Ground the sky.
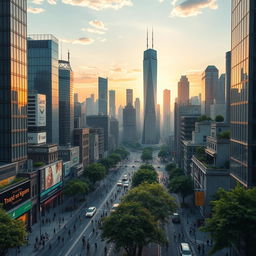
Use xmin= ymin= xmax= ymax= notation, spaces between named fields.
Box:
xmin=27 ymin=0 xmax=231 ymax=110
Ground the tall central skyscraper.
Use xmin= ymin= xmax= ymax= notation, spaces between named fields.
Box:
xmin=230 ymin=0 xmax=256 ymax=187
xmin=0 ymin=1 xmax=28 ymax=163
xmin=142 ymin=32 xmax=158 ymax=144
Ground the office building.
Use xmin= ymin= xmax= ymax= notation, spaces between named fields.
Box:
xmin=163 ymin=89 xmax=171 ymax=140
xmin=86 ymin=115 xmax=109 ymax=155
xmin=226 ymin=51 xmax=231 ymax=124
xmin=142 ymin=33 xmax=158 ymax=144
xmin=0 ymin=1 xmax=28 ymax=163
xmin=109 ymin=90 xmax=116 ymax=118
xmin=59 ymin=57 xmax=74 ymax=146
xmin=85 ymin=96 xmax=94 ymax=116
xmin=156 ymin=104 xmax=161 ymax=142
xmin=98 ymin=77 xmax=108 ymax=115
xmin=178 ymin=76 xmax=189 ymax=105
xmin=191 ymin=122 xmax=230 ymax=216
xmin=28 ymin=34 xmax=59 ymax=144
xmin=123 ymin=105 xmax=137 ymax=143
xmin=73 ymin=128 xmax=89 ymax=168
xmin=126 ymin=89 xmax=133 ymax=106
xmin=201 ymin=65 xmax=219 ymax=117
xmin=110 ymin=117 xmax=119 ymax=151
xmin=135 ymin=98 xmax=141 ymax=138
xmin=89 ymin=128 xmax=104 ymax=160
xmin=74 ymin=93 xmax=78 ymax=103
xmin=230 ymin=0 xmax=256 ymax=187
xmin=117 ymin=105 xmax=123 ymax=128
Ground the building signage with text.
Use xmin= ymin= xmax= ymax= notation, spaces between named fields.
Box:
xmin=28 ymin=132 xmax=46 ymax=144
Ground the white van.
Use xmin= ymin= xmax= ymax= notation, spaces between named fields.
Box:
xmin=180 ymin=243 xmax=192 ymax=256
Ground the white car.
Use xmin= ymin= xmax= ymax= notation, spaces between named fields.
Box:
xmin=180 ymin=243 xmax=192 ymax=256
xmin=111 ymin=203 xmax=120 ymax=212
xmin=85 ymin=207 xmax=96 ymax=217
xmin=123 ymin=181 xmax=129 ymax=187
xmin=117 ymin=180 xmax=123 ymax=186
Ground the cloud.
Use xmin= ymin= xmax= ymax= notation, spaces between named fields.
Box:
xmin=171 ymin=0 xmax=218 ymax=17
xmin=82 ymin=28 xmax=106 ymax=35
xmin=111 ymin=67 xmax=125 ymax=72
xmin=31 ymin=0 xmax=44 ymax=4
xmin=61 ymin=37 xmax=94 ymax=45
xmin=62 ymin=0 xmax=133 ymax=11
xmin=89 ymin=20 xmax=108 ymax=30
xmin=109 ymin=77 xmax=137 ymax=82
xmin=28 ymin=7 xmax=45 ymax=13
xmin=47 ymin=0 xmax=57 ymax=4
xmin=74 ymin=73 xmax=98 ymax=84
xmin=128 ymin=68 xmax=141 ymax=73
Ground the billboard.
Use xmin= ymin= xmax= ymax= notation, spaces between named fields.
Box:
xmin=63 ymin=161 xmax=71 ymax=177
xmin=0 ymin=180 xmax=30 ymax=211
xmin=28 ymin=132 xmax=46 ymax=144
xmin=44 ymin=161 xmax=62 ymax=190
xmin=36 ymin=94 xmax=46 ymax=126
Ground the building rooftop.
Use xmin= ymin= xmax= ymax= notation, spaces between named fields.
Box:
xmin=27 ymin=34 xmax=58 ymax=44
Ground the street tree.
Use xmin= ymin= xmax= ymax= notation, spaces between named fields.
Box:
xmin=139 ymin=164 xmax=155 ymax=171
xmin=108 ymin=153 xmax=122 ymax=165
xmin=64 ymin=179 xmax=89 ymax=207
xmin=132 ymin=169 xmax=158 ymax=187
xmin=100 ymin=202 xmax=165 ymax=256
xmin=215 ymin=115 xmax=224 ymax=122
xmin=141 ymin=148 xmax=153 ymax=162
xmin=123 ymin=183 xmax=177 ymax=222
xmin=84 ymin=163 xmax=107 ymax=184
xmin=165 ymin=163 xmax=176 ymax=173
xmin=0 ymin=208 xmax=27 ymax=255
xmin=201 ymin=186 xmax=256 ymax=256
xmin=169 ymin=175 xmax=193 ymax=203
xmin=169 ymin=168 xmax=184 ymax=179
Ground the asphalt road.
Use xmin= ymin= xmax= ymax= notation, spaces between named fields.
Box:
xmin=37 ymin=151 xmax=141 ymax=256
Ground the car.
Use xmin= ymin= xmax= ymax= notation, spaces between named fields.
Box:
xmin=85 ymin=207 xmax=96 ymax=217
xmin=117 ymin=180 xmax=123 ymax=186
xmin=123 ymin=181 xmax=129 ymax=187
xmin=179 ymin=243 xmax=192 ymax=256
xmin=122 ymin=175 xmax=128 ymax=181
xmin=172 ymin=213 xmax=181 ymax=224
xmin=132 ymin=165 xmax=135 ymax=168
xmin=111 ymin=203 xmax=120 ymax=212
xmin=158 ymin=166 xmax=160 ymax=168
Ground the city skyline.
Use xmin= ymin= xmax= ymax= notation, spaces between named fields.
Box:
xmin=27 ymin=0 xmax=231 ymax=108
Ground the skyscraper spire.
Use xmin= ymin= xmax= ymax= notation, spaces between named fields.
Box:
xmin=68 ymin=49 xmax=70 ymax=62
xmin=147 ymin=28 xmax=148 ymax=49
xmin=152 ymin=27 xmax=154 ymax=49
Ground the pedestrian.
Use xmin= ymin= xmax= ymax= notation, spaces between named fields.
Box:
xmin=197 ymin=244 xmax=201 ymax=253
xmin=202 ymin=244 xmax=205 ymax=254
xmin=87 ymin=243 xmax=90 ymax=251
xmin=104 ymin=246 xmax=107 ymax=253
xmin=68 ymin=229 xmax=71 ymax=236
xmin=62 ymin=237 xmax=64 ymax=243
xmin=178 ymin=233 xmax=181 ymax=240
xmin=174 ymin=233 xmax=176 ymax=241
xmin=206 ymin=240 xmax=209 ymax=246
xmin=95 ymin=242 xmax=97 ymax=249
xmin=58 ymin=236 xmax=60 ymax=243
xmin=49 ymin=243 xmax=52 ymax=250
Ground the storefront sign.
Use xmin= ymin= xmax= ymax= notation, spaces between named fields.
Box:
xmin=8 ymin=201 xmax=32 ymax=219
xmin=195 ymin=191 xmax=205 ymax=206
xmin=0 ymin=180 xmax=30 ymax=211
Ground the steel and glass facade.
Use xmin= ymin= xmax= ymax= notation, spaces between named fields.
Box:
xmin=27 ymin=34 xmax=59 ymax=144
xmin=0 ymin=1 xmax=27 ymax=162
xmin=59 ymin=60 xmax=74 ymax=146
xmin=98 ymin=77 xmax=108 ymax=115
xmin=230 ymin=0 xmax=256 ymax=187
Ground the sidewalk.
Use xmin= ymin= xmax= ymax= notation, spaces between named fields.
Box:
xmin=8 ymin=168 xmax=121 ymax=256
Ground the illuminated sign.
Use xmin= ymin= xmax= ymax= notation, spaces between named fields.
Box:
xmin=0 ymin=181 xmax=30 ymax=211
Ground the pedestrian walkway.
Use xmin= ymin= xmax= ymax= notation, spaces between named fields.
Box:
xmin=8 ymin=168 xmax=121 ymax=256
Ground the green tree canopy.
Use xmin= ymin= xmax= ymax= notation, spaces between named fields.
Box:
xmin=169 ymin=168 xmax=184 ymax=180
xmin=139 ymin=164 xmax=155 ymax=171
xmin=123 ymin=183 xmax=177 ymax=222
xmin=141 ymin=147 xmax=153 ymax=162
xmin=98 ymin=158 xmax=114 ymax=171
xmin=108 ymin=153 xmax=122 ymax=165
xmin=114 ymin=148 xmax=129 ymax=159
xmin=100 ymin=202 xmax=165 ymax=256
xmin=215 ymin=115 xmax=224 ymax=122
xmin=0 ymin=208 xmax=27 ymax=255
xmin=64 ymin=179 xmax=89 ymax=197
xmin=201 ymin=186 xmax=256 ymax=256
xmin=165 ymin=163 xmax=176 ymax=173
xmin=84 ymin=163 xmax=107 ymax=183
xmin=169 ymin=175 xmax=193 ymax=203
xmin=197 ymin=115 xmax=212 ymax=122
xmin=132 ymin=169 xmax=158 ymax=187
xmin=158 ymin=149 xmax=169 ymax=160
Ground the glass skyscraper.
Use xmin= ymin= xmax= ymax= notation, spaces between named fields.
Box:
xmin=27 ymin=34 xmax=59 ymax=144
xmin=142 ymin=47 xmax=158 ymax=144
xmin=0 ymin=1 xmax=28 ymax=162
xmin=98 ymin=77 xmax=108 ymax=115
xmin=230 ymin=0 xmax=255 ymax=187
xmin=59 ymin=59 xmax=74 ymax=146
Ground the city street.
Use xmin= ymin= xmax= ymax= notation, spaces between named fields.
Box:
xmin=36 ymin=151 xmax=140 ymax=256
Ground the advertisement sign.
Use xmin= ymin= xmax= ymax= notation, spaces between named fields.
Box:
xmin=0 ymin=180 xmax=30 ymax=211
xmin=36 ymin=94 xmax=46 ymax=126
xmin=63 ymin=161 xmax=71 ymax=177
xmin=44 ymin=161 xmax=62 ymax=190
xmin=195 ymin=191 xmax=205 ymax=206
xmin=0 ymin=176 xmax=15 ymax=187
xmin=9 ymin=201 xmax=32 ymax=219
xmin=28 ymin=132 xmax=46 ymax=144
